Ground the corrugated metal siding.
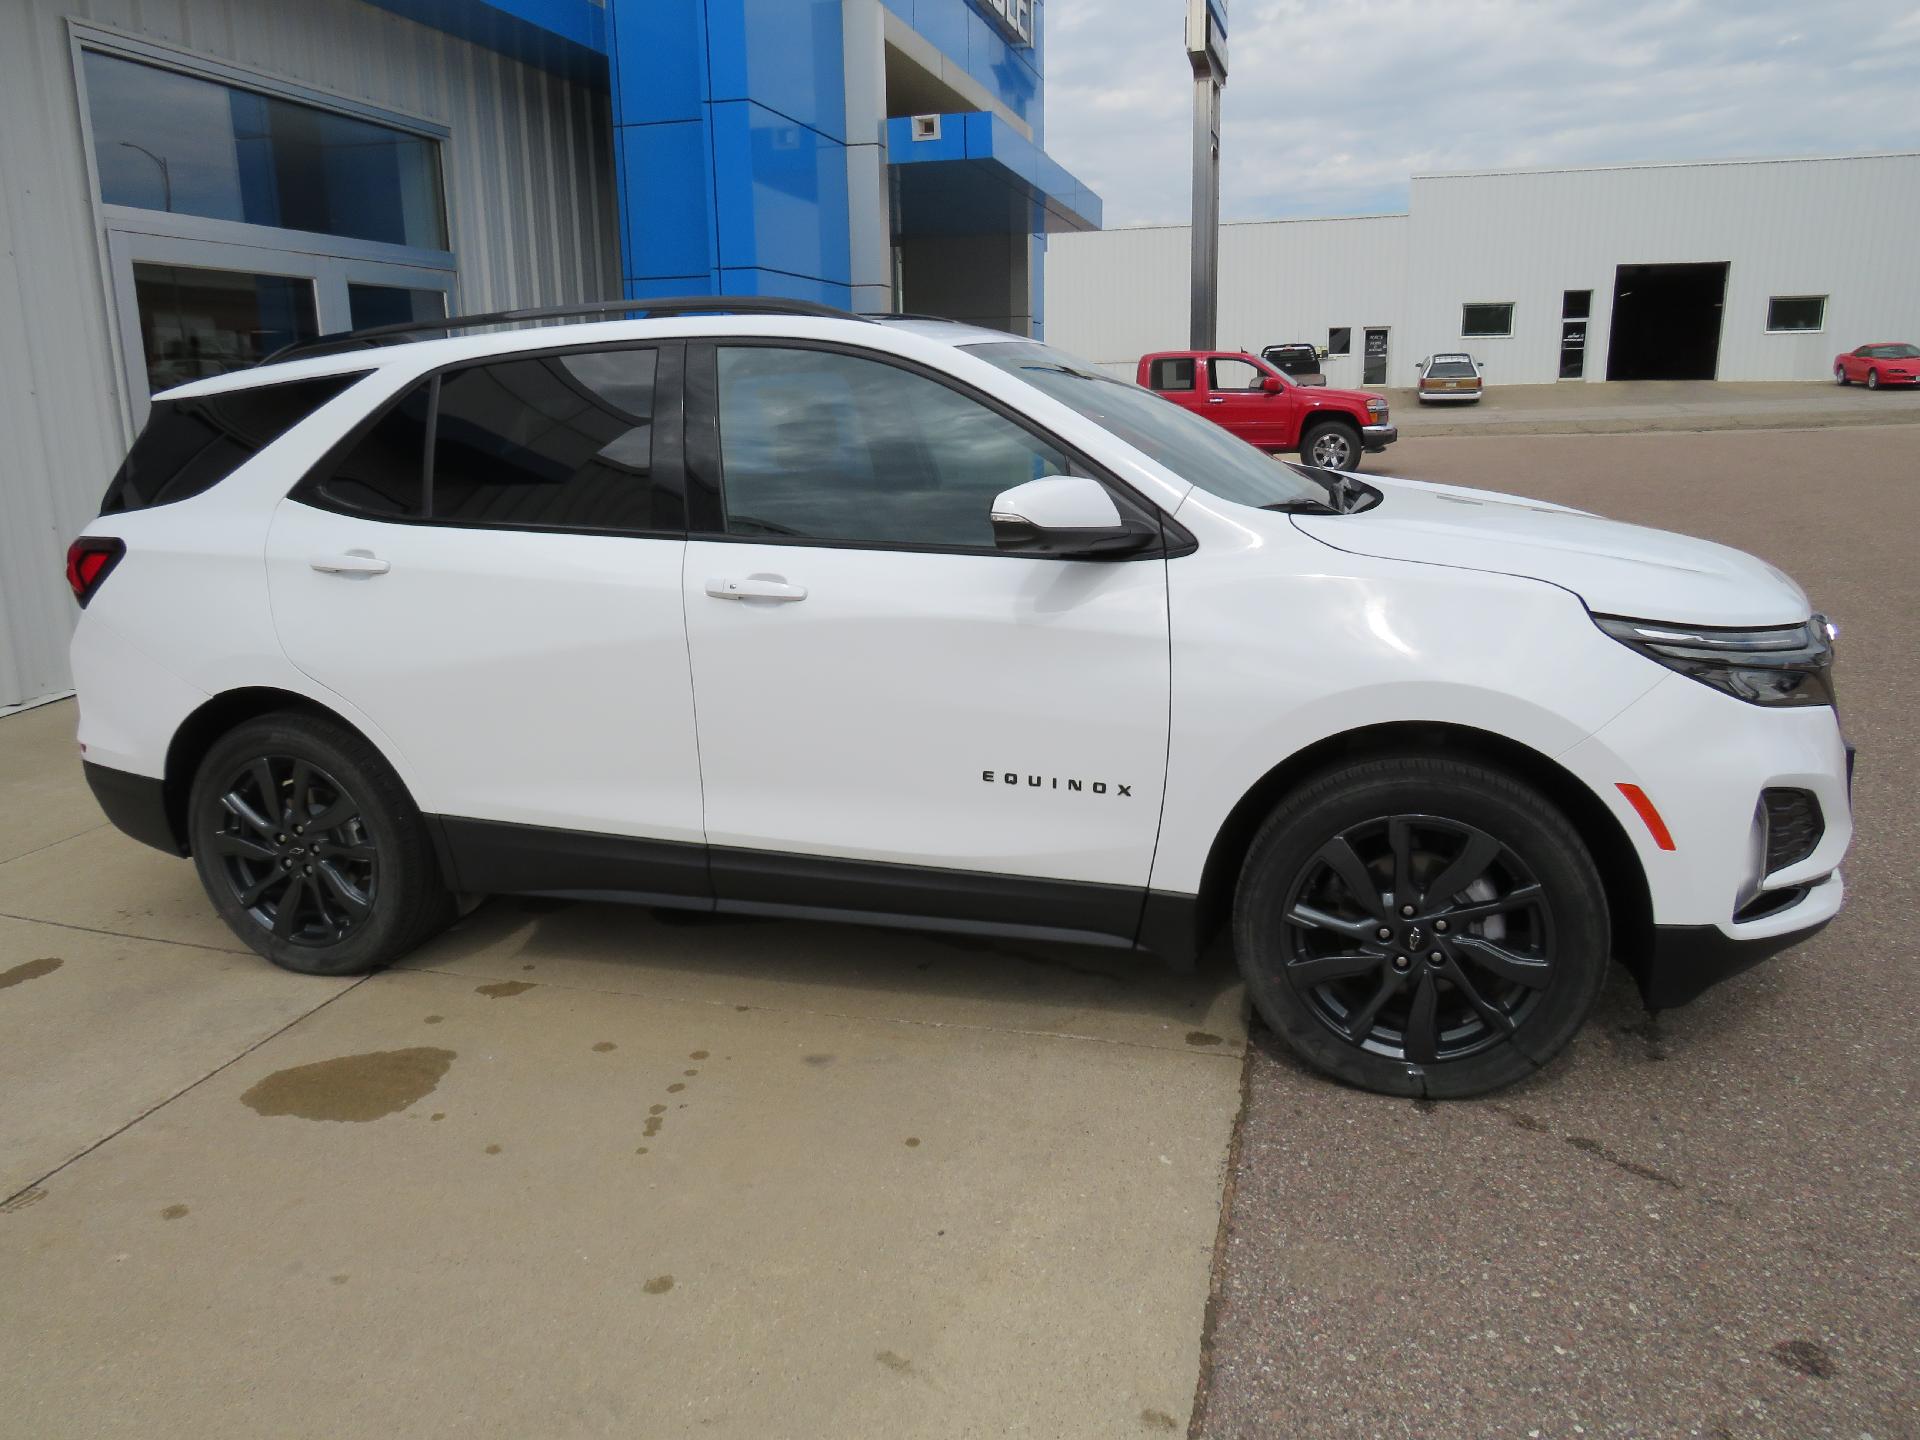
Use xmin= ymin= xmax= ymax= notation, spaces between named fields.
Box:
xmin=1406 ymin=155 xmax=1920 ymax=385
xmin=1046 ymin=154 xmax=1920 ymax=390
xmin=0 ymin=0 xmax=619 ymax=707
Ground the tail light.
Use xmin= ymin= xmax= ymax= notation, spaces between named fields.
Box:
xmin=66 ymin=536 xmax=124 ymax=608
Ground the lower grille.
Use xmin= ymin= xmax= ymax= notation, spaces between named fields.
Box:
xmin=1761 ymin=788 xmax=1823 ymax=873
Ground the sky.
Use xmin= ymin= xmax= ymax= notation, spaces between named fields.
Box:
xmin=1042 ymin=0 xmax=1920 ymax=227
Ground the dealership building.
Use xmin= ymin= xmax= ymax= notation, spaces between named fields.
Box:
xmin=0 ymin=0 xmax=1099 ymax=710
xmin=1047 ymin=151 xmax=1920 ymax=389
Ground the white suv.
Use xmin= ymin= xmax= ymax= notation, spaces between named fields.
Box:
xmin=67 ymin=299 xmax=1852 ymax=1098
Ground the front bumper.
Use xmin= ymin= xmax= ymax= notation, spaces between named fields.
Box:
xmin=1635 ymin=871 xmax=1843 ymax=1008
xmin=1361 ymin=423 xmax=1398 ymax=450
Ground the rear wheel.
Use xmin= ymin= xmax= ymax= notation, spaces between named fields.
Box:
xmin=1302 ymin=421 xmax=1362 ymax=471
xmin=1233 ymin=756 xmax=1609 ymax=1098
xmin=188 ymin=712 xmax=454 ymax=975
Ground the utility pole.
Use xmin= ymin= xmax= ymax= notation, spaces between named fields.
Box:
xmin=1186 ymin=0 xmax=1227 ymax=350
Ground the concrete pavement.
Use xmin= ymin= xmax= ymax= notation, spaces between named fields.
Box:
xmin=0 ymin=706 xmax=1246 ymax=1438
xmin=1384 ymin=378 xmax=1920 ymax=437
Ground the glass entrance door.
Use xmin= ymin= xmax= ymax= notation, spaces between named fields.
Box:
xmin=106 ymin=229 xmax=455 ymax=423
xmin=1362 ymin=328 xmax=1389 ymax=386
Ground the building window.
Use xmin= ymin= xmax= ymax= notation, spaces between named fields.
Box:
xmin=1562 ymin=290 xmax=1591 ymax=320
xmin=1766 ymin=296 xmax=1827 ymax=333
xmin=1327 ymin=327 xmax=1351 ymax=357
xmin=82 ymin=48 xmax=448 ymax=249
xmin=1461 ymin=303 xmax=1514 ymax=338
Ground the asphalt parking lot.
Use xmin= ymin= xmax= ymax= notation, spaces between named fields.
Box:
xmin=2 ymin=419 xmax=1914 ymax=1438
xmin=1196 ymin=423 xmax=1919 ymax=1440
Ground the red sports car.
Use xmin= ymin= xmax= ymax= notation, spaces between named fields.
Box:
xmin=1834 ymin=342 xmax=1920 ymax=389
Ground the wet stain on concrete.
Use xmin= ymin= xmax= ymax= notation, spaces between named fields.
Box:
xmin=1141 ymin=1409 xmax=1179 ymax=1431
xmin=643 ymin=1117 xmax=663 ymax=1138
xmin=734 ymin=1005 xmax=749 ymax=1012
xmin=643 ymin=1275 xmax=674 ymax=1294
xmin=649 ymin=1104 xmax=667 ymax=1115
xmin=682 ymin=1068 xmax=698 ymax=1076
xmin=1412 ymin=1098 xmax=1437 ymax=1115
xmin=875 ymin=1350 xmax=913 ymax=1374
xmin=1501 ymin=1108 xmax=1549 ymax=1133
xmin=240 ymin=1048 xmax=456 ymax=1122
xmin=423 ymin=1015 xmax=444 ymax=1025
xmin=904 ymin=1137 xmax=921 ymax=1148
xmin=634 ymin=1146 xmax=649 ymax=1155
xmin=667 ymin=1082 xmax=686 ymax=1093
xmin=592 ymin=1042 xmax=617 ymax=1053
xmin=1613 ymin=1013 xmax=1669 ymax=1062
xmin=689 ymin=1050 xmax=709 ymax=1060
xmin=484 ymin=1143 xmax=502 ymax=1155
xmin=1772 ymin=1339 xmax=1834 ymax=1378
xmin=1 ymin=1187 xmax=47 ymax=1214
xmin=159 ymin=1204 xmax=189 ymax=1220
xmin=430 ymin=1112 xmax=446 ymax=1122
xmin=1185 ymin=1031 xmax=1224 ymax=1047
xmin=1564 ymin=1135 xmax=1682 ymax=1190
xmin=802 ymin=1054 xmax=834 ymax=1067
xmin=476 ymin=981 xmax=535 ymax=999
xmin=330 ymin=1274 xmax=349 ymax=1285
xmin=0 ymin=957 xmax=63 ymax=991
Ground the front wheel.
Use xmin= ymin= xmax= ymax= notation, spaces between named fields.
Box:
xmin=1866 ymin=369 xmax=1880 ymax=390
xmin=1834 ymin=364 xmax=1849 ymax=386
xmin=188 ymin=712 xmax=454 ymax=975
xmin=1302 ymin=422 xmax=1362 ymax=471
xmin=1233 ymin=756 xmax=1609 ymax=1098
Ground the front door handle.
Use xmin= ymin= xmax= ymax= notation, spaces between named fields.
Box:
xmin=1207 ymin=396 xmax=1226 ymax=404
xmin=309 ymin=552 xmax=390 ymax=576
xmin=706 ymin=575 xmax=807 ymax=602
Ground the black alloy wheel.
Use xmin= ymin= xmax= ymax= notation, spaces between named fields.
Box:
xmin=1278 ymin=814 xmax=1552 ymax=1065
xmin=1234 ymin=756 xmax=1608 ymax=1098
xmin=209 ymin=754 xmax=377 ymax=947
xmin=189 ymin=712 xmax=454 ymax=975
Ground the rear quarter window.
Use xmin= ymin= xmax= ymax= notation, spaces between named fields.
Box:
xmin=102 ymin=373 xmax=363 ymax=514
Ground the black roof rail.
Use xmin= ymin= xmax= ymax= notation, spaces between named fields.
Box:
xmin=257 ymin=295 xmax=868 ymax=367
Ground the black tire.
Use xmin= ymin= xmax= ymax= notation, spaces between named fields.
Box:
xmin=188 ymin=711 xmax=454 ymax=975
xmin=1301 ymin=420 xmax=1363 ymax=471
xmin=1232 ymin=756 xmax=1609 ymax=1099
xmin=1834 ymin=364 xmax=1848 ymax=386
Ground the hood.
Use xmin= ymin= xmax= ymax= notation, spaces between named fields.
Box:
xmin=1291 ymin=474 xmax=1811 ymax=626
xmin=1305 ymin=384 xmax=1382 ymax=407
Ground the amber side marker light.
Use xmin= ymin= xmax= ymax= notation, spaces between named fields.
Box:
xmin=1616 ymin=782 xmax=1676 ymax=851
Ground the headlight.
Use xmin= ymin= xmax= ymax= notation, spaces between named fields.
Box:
xmin=1593 ymin=612 xmax=1836 ymax=707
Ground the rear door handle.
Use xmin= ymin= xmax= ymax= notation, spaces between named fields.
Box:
xmin=309 ymin=552 xmax=390 ymax=576
xmin=706 ymin=575 xmax=806 ymax=602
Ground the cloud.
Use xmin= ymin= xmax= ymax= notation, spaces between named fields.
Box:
xmin=1043 ymin=0 xmax=1920 ymax=226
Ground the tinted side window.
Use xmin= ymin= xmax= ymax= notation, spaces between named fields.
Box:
xmin=103 ymin=373 xmax=359 ymax=514
xmin=1148 ymin=357 xmax=1194 ymax=391
xmin=305 ymin=382 xmax=432 ymax=518
xmin=430 ymin=349 xmax=665 ymax=532
xmin=715 ymin=346 xmax=1069 ymax=549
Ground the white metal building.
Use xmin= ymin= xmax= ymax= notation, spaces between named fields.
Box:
xmin=1047 ymin=152 xmax=1920 ymax=391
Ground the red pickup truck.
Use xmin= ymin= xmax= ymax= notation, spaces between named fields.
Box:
xmin=1138 ymin=350 xmax=1396 ymax=471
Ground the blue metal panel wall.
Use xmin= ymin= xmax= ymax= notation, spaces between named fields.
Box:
xmin=608 ymin=0 xmax=855 ymax=306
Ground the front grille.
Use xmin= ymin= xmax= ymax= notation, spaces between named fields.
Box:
xmin=1761 ymin=788 xmax=1823 ymax=873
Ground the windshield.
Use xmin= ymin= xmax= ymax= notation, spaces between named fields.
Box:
xmin=962 ymin=340 xmax=1328 ymax=510
xmin=1426 ymin=358 xmax=1477 ymax=378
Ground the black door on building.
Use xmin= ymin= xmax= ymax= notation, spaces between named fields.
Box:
xmin=1560 ymin=289 xmax=1591 ymax=379
xmin=1605 ymin=262 xmax=1728 ymax=380
xmin=1362 ymin=328 xmax=1388 ymax=385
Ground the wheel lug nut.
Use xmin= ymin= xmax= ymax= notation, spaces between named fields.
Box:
xmin=276 ymin=834 xmax=286 ymax=844
xmin=1435 ymin=920 xmax=1449 ymax=933
xmin=1376 ymin=927 xmax=1393 ymax=941
xmin=1400 ymin=904 xmax=1416 ymax=917
xmin=1429 ymin=951 xmax=1445 ymax=965
xmin=1392 ymin=954 xmax=1410 ymax=971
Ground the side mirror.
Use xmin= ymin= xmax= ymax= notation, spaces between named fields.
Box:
xmin=990 ymin=476 xmax=1155 ymax=559
xmin=1261 ymin=375 xmax=1283 ymax=393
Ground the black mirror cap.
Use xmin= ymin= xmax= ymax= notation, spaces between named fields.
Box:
xmin=991 ymin=514 xmax=1159 ymax=559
